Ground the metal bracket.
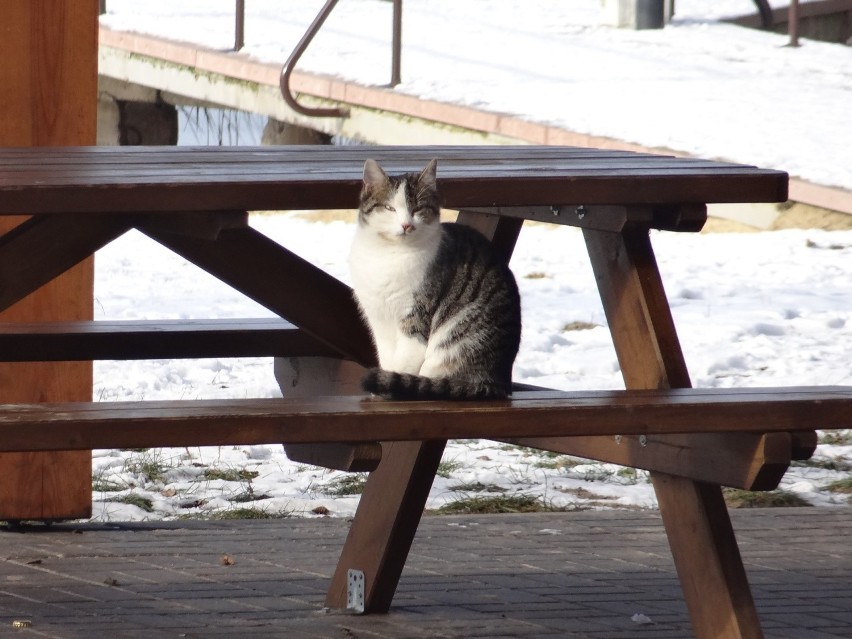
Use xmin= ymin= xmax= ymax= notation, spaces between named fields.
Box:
xmin=347 ymin=569 xmax=365 ymax=614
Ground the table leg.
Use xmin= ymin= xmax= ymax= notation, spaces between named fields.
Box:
xmin=325 ymin=440 xmax=446 ymax=611
xmin=584 ymin=227 xmax=763 ymax=639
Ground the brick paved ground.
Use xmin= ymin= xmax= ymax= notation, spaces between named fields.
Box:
xmin=0 ymin=508 xmax=849 ymax=638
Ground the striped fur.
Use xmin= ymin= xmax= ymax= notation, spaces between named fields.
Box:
xmin=349 ymin=159 xmax=521 ymax=401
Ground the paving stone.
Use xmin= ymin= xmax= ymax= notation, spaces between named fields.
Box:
xmin=0 ymin=508 xmax=849 ymax=637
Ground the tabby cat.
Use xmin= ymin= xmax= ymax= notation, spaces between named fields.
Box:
xmin=349 ymin=158 xmax=521 ymax=400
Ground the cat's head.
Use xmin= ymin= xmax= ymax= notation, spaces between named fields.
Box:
xmin=358 ymin=159 xmax=440 ymax=242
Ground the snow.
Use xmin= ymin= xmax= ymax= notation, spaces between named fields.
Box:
xmin=91 ymin=215 xmax=852 ymax=521
xmin=100 ymin=0 xmax=852 ymax=191
xmin=85 ymin=1 xmax=852 ymax=521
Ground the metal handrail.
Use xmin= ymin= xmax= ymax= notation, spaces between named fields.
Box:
xmin=279 ymin=0 xmax=402 ymax=119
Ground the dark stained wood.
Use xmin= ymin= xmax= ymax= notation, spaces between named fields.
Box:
xmin=281 ymin=443 xmax=382 ymax=473
xmin=462 ymin=204 xmax=707 ymax=233
xmin=139 ymin=226 xmax=376 ymax=366
xmin=326 ymin=440 xmax=447 ymax=611
xmin=0 ymin=146 xmax=789 ymax=215
xmin=655 ymin=476 xmax=764 ymax=639
xmin=0 ymin=318 xmax=338 ymax=361
xmin=131 ymin=211 xmax=248 ymax=239
xmin=506 ymin=432 xmax=802 ymax=491
xmin=0 ymin=0 xmax=98 ymax=521
xmin=0 ymin=139 xmax=817 ymax=632
xmin=583 ymin=227 xmax=764 ymax=639
xmin=0 ymin=215 xmax=132 ymax=314
xmin=0 ymin=387 xmax=848 ymax=452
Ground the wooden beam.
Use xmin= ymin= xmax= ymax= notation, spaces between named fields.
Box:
xmin=0 ymin=0 xmax=98 ymax=521
xmin=0 ymin=318 xmax=339 ymax=361
xmin=0 ymin=215 xmax=131 ymax=314
xmin=505 ymin=432 xmax=800 ymax=492
xmin=139 ymin=226 xmax=375 ymax=365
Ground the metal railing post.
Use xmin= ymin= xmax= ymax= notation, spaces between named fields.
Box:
xmin=788 ymin=0 xmax=800 ymax=47
xmin=235 ymin=0 xmax=245 ymax=51
xmin=391 ymin=0 xmax=402 ymax=87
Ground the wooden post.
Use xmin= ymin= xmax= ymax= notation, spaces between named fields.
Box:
xmin=0 ymin=0 xmax=98 ymax=520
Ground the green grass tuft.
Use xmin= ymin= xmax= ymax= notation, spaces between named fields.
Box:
xmin=433 ymin=494 xmax=571 ymax=515
xmin=202 ymin=468 xmax=260 ymax=482
xmin=562 ymin=320 xmax=599 ymax=331
xmin=723 ymin=489 xmax=811 ymax=508
xmin=436 ymin=460 xmax=464 ymax=479
xmin=792 ymin=458 xmax=852 ymax=472
xmin=818 ymin=430 xmax=852 ymax=446
xmin=208 ymin=507 xmax=290 ymax=520
xmin=824 ymin=478 xmax=852 ymax=494
xmin=92 ymin=478 xmax=125 ymax=492
xmin=447 ymin=481 xmax=507 ymax=494
xmin=322 ymin=474 xmax=368 ymax=496
xmin=534 ymin=455 xmax=584 ymax=470
xmin=104 ymin=493 xmax=154 ymax=512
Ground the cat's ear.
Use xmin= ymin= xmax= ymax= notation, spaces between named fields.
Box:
xmin=418 ymin=159 xmax=438 ymax=188
xmin=363 ymin=159 xmax=389 ymax=191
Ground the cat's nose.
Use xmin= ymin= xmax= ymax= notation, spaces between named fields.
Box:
xmin=401 ymin=223 xmax=415 ymax=234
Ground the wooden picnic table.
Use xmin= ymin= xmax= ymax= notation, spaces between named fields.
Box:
xmin=0 ymin=144 xmax=849 ymax=639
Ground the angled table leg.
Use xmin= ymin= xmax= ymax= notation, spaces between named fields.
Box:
xmin=584 ymin=227 xmax=763 ymax=639
xmin=0 ymin=215 xmax=132 ymax=313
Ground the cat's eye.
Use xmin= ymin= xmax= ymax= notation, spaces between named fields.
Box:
xmin=383 ymin=205 xmax=396 ymax=212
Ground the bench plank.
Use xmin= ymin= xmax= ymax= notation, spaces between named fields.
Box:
xmin=0 ymin=319 xmax=340 ymax=361
xmin=0 ymin=387 xmax=848 ymax=453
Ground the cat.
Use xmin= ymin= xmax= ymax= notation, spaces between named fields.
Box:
xmin=349 ymin=158 xmax=521 ymax=400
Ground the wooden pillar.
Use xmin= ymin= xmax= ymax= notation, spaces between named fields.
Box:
xmin=0 ymin=0 xmax=98 ymax=520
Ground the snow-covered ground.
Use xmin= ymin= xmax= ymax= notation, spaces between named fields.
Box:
xmin=100 ymin=0 xmax=852 ymax=191
xmin=90 ymin=215 xmax=852 ymax=521
xmin=87 ymin=1 xmax=852 ymax=521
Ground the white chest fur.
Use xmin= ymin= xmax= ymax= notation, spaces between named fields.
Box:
xmin=349 ymin=226 xmax=439 ymax=323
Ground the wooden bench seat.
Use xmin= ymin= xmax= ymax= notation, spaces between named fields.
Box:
xmin=1 ymin=387 xmax=847 ymax=453
xmin=0 ymin=318 xmax=338 ymax=361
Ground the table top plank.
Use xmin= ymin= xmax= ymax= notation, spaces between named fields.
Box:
xmin=0 ymin=145 xmax=788 ymax=215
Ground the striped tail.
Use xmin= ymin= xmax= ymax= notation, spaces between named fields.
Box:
xmin=362 ymin=368 xmax=510 ymax=401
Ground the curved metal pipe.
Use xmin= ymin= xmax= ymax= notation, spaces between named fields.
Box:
xmin=280 ymin=0 xmax=350 ymax=119
xmin=752 ymin=0 xmax=774 ymax=29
